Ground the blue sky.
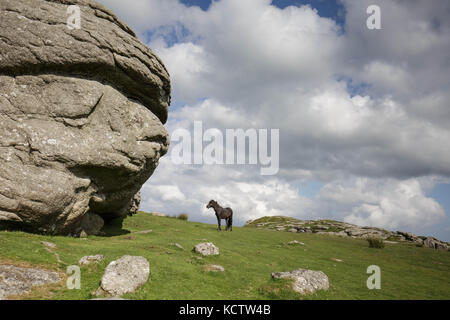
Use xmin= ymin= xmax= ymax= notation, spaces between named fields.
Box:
xmin=181 ymin=0 xmax=344 ymax=20
xmin=179 ymin=0 xmax=211 ymax=11
xmin=180 ymin=0 xmax=346 ymax=26
xmin=99 ymin=0 xmax=450 ymax=241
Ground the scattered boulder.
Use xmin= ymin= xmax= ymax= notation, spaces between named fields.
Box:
xmin=194 ymin=242 xmax=219 ymax=256
xmin=0 ymin=265 xmax=60 ymax=300
xmin=288 ymin=228 xmax=298 ymax=233
xmin=288 ymin=240 xmax=305 ymax=246
xmin=423 ymin=237 xmax=449 ymax=250
xmin=0 ymin=0 xmax=170 ymax=235
xmin=79 ymin=254 xmax=104 ymax=266
xmin=397 ymin=231 xmax=416 ymax=241
xmin=134 ymin=230 xmax=153 ymax=234
xmin=316 ymin=230 xmax=348 ymax=238
xmin=271 ymin=268 xmax=329 ymax=295
xmin=345 ymin=227 xmax=391 ymax=239
xmin=41 ymin=241 xmax=57 ymax=249
xmin=41 ymin=241 xmax=62 ymax=263
xmin=328 ymin=231 xmax=349 ymax=237
xmin=205 ymin=264 xmax=225 ymax=272
xmin=423 ymin=237 xmax=436 ymax=249
xmin=99 ymin=255 xmax=150 ymax=296
xmin=79 ymin=231 xmax=89 ymax=239
xmin=90 ymin=297 xmax=127 ymax=300
xmin=151 ymin=212 xmax=167 ymax=217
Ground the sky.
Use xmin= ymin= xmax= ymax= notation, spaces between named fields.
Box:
xmin=97 ymin=0 xmax=450 ymax=241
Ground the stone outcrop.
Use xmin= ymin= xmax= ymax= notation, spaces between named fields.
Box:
xmin=0 ymin=0 xmax=170 ymax=235
xmin=246 ymin=216 xmax=450 ymax=250
xmin=271 ymin=268 xmax=329 ymax=295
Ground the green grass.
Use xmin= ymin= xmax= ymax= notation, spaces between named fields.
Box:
xmin=0 ymin=212 xmax=449 ymax=300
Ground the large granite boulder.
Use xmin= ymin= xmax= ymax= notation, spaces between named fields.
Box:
xmin=0 ymin=0 xmax=170 ymax=235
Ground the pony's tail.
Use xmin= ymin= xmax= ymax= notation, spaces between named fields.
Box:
xmin=229 ymin=209 xmax=233 ymax=230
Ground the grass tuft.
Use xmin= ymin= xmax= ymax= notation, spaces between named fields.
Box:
xmin=367 ymin=237 xmax=385 ymax=249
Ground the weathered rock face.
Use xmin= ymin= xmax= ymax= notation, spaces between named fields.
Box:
xmin=0 ymin=0 xmax=170 ymax=235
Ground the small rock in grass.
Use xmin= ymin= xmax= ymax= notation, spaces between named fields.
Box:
xmin=205 ymin=264 xmax=225 ymax=272
xmin=90 ymin=297 xmax=126 ymax=300
xmin=194 ymin=242 xmax=219 ymax=256
xmin=288 ymin=240 xmax=305 ymax=246
xmin=41 ymin=241 xmax=57 ymax=249
xmin=151 ymin=212 xmax=166 ymax=217
xmin=79 ymin=255 xmax=104 ymax=266
xmin=79 ymin=230 xmax=88 ymax=238
xmin=99 ymin=255 xmax=150 ymax=296
xmin=135 ymin=230 xmax=153 ymax=234
xmin=271 ymin=268 xmax=329 ymax=295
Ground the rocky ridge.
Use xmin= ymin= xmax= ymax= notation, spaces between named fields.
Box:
xmin=245 ymin=216 xmax=449 ymax=250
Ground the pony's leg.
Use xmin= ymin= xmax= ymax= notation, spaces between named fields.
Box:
xmin=217 ymin=217 xmax=221 ymax=231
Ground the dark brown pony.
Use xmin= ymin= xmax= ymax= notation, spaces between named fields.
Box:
xmin=206 ymin=200 xmax=233 ymax=231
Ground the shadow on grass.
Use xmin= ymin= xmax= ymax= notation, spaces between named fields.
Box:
xmin=100 ymin=218 xmax=131 ymax=237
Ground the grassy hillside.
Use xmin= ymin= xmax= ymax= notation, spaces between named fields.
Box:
xmin=0 ymin=212 xmax=449 ymax=300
